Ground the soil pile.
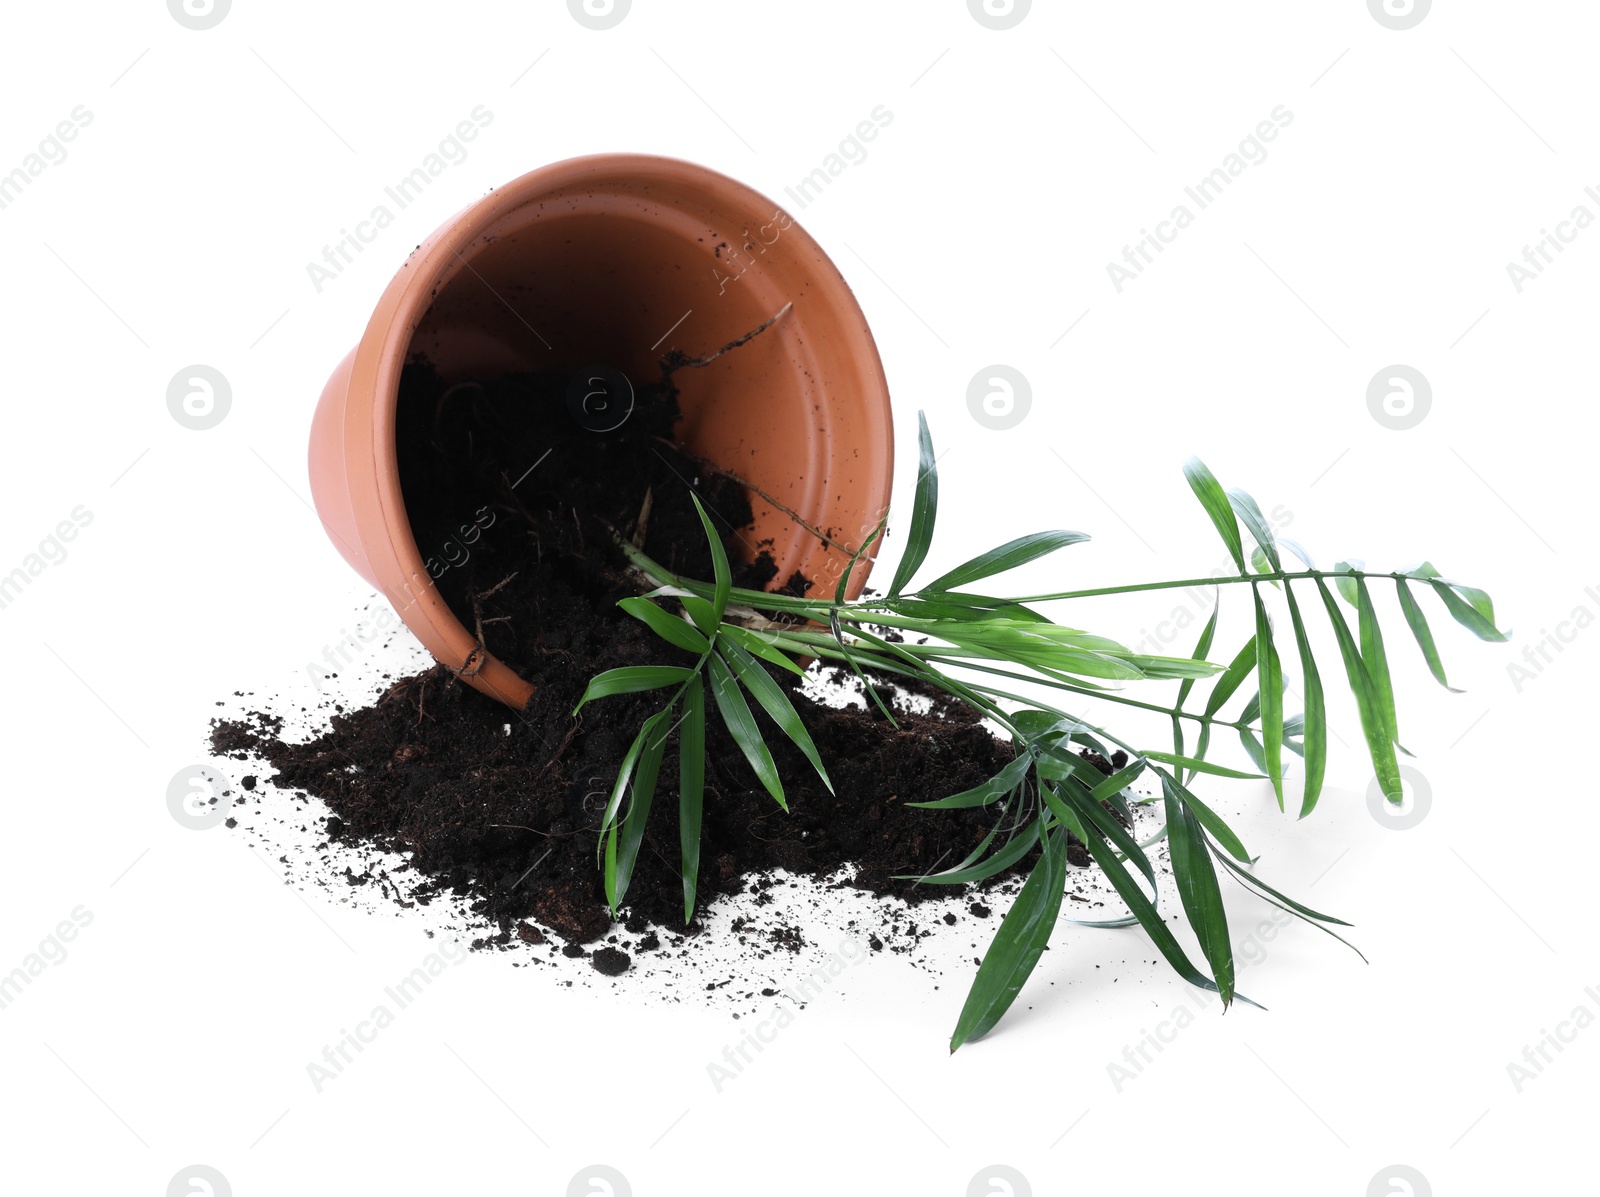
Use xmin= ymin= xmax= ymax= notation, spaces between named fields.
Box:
xmin=213 ymin=355 xmax=1027 ymax=947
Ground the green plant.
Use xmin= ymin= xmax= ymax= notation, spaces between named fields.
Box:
xmin=574 ymin=414 xmax=1506 ymax=1050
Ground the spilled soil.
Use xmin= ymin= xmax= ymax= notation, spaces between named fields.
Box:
xmin=212 ymin=347 xmax=1107 ymax=965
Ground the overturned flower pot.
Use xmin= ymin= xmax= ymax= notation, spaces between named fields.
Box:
xmin=308 ymin=153 xmax=894 ymax=709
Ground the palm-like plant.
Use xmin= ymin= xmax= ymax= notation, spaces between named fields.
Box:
xmin=574 ymin=414 xmax=1506 ymax=1050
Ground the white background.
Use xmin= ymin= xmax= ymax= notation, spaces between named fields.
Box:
xmin=1 ymin=2 xmax=1594 ymax=1194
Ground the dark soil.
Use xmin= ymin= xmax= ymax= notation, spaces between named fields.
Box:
xmin=212 ymin=349 xmax=1095 ymax=948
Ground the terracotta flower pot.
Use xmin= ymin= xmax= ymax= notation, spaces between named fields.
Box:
xmin=308 ymin=153 xmax=894 ymax=710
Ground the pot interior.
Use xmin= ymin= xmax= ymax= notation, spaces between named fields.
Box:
xmin=399 ymin=168 xmax=890 ymax=593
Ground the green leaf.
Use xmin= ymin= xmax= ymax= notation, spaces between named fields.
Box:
xmin=717 ymin=641 xmax=832 ymax=793
xmin=1183 ymin=458 xmax=1246 ymax=574
xmin=719 ymin=625 xmax=806 ymax=676
xmin=1176 ymin=600 xmax=1219 ymax=715
xmin=1403 ymin=563 xmax=1506 ymax=638
xmin=1228 ymin=488 xmax=1280 ymax=573
xmin=1089 ymin=759 xmax=1146 ymax=802
xmin=1283 ymin=583 xmax=1328 ymax=819
xmin=1426 ymin=576 xmax=1510 ymax=641
xmin=1054 ymin=778 xmax=1157 ymax=894
xmin=1395 ymin=578 xmax=1462 ymax=692
xmin=1204 ymin=640 xmax=1257 ymax=718
xmin=609 ymin=709 xmax=671 ymax=913
xmin=1332 ymin=560 xmax=1362 ymax=609
xmin=617 ymin=596 xmax=711 ymax=655
xmin=1238 ymin=725 xmax=1267 ymax=775
xmin=888 ymin=411 xmax=939 ymax=598
xmin=924 ymin=529 xmax=1091 ymax=594
xmin=1140 ymin=750 xmax=1264 ymax=780
xmin=886 ymin=593 xmax=1050 ymax=623
xmin=909 ymin=751 xmax=1031 ymax=809
xmin=949 ymin=824 xmax=1069 ymax=1051
xmin=679 ymin=675 xmax=706 ymax=924
xmin=690 ymin=494 xmax=732 ymax=628
xmin=904 ymin=818 xmax=1041 ymax=885
xmin=1163 ymin=779 xmax=1235 ymax=1005
xmin=1073 ymin=804 xmax=1257 ymax=1008
xmin=1124 ymin=654 xmax=1222 ymax=681
xmin=574 ymin=666 xmax=694 ymax=712
xmin=1355 ymin=576 xmax=1399 ymax=750
xmin=680 ymin=594 xmax=718 ymax=639
xmin=597 ymin=716 xmax=655 ymax=843
xmin=1159 ymin=770 xmax=1253 ymax=863
xmin=1314 ymin=577 xmax=1403 ymax=803
xmin=1252 ymin=587 xmax=1286 ymax=809
xmin=707 ymin=653 xmax=786 ymax=809
xmin=835 ymin=513 xmax=888 ymax=605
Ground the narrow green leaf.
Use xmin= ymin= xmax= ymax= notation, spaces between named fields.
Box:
xmin=1228 ymin=488 xmax=1280 ymax=572
xmin=1075 ymin=812 xmax=1258 ymax=1008
xmin=574 ymin=666 xmax=694 ymax=712
xmin=1054 ymin=778 xmax=1157 ymax=894
xmin=707 ymin=653 xmax=785 ymax=809
xmin=1404 ymin=563 xmax=1506 ymax=639
xmin=1431 ymin=579 xmax=1510 ymax=642
xmin=719 ymin=625 xmax=806 ymax=677
xmin=1395 ymin=578 xmax=1462 ymax=691
xmin=835 ymin=513 xmax=888 ymax=606
xmin=1141 ymin=750 xmax=1263 ymax=779
xmin=690 ymin=494 xmax=732 ymax=627
xmin=886 ymin=593 xmax=1050 ymax=623
xmin=679 ymin=675 xmax=706 ymax=924
xmin=718 ymin=640 xmax=832 ymax=793
xmin=888 ymin=411 xmax=938 ymax=598
xmin=909 ymin=751 xmax=1031 ymax=809
xmin=610 ymin=709 xmax=672 ymax=912
xmin=924 ymin=529 xmax=1091 ymax=594
xmin=1183 ymin=458 xmax=1247 ymax=573
xmin=1090 ymin=759 xmax=1146 ymax=802
xmin=1176 ymin=600 xmax=1220 ymax=715
xmin=1283 ymin=583 xmax=1328 ymax=819
xmin=905 ymin=818 xmax=1041 ymax=884
xmin=949 ymin=825 xmax=1068 ymax=1051
xmin=680 ymin=594 xmax=718 ymax=639
xmin=1314 ymin=577 xmax=1403 ymax=803
xmin=1238 ymin=726 xmax=1267 ymax=775
xmin=1124 ymin=654 xmax=1223 ymax=681
xmin=1159 ymin=770 xmax=1253 ymax=863
xmin=1333 ymin=560 xmax=1362 ymax=609
xmin=1279 ymin=538 xmax=1316 ymax=569
xmin=1355 ymin=577 xmax=1399 ymax=752
xmin=1252 ymin=587 xmax=1286 ymax=809
xmin=1163 ymin=780 xmax=1235 ymax=1004
xmin=598 ymin=718 xmax=653 ymax=843
xmin=1204 ymin=640 xmax=1257 ymax=718
xmin=617 ymin=596 xmax=711 ymax=655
